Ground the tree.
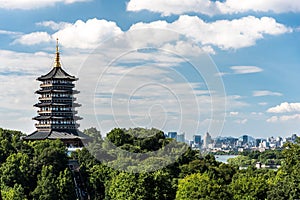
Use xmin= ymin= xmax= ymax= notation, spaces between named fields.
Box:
xmin=84 ymin=127 xmax=102 ymax=142
xmin=267 ymin=141 xmax=300 ymax=199
xmin=1 ymin=184 xmax=27 ymax=200
xmin=106 ymin=172 xmax=146 ymax=200
xmin=29 ymin=140 xmax=68 ymax=176
xmin=88 ymin=164 xmax=114 ymax=200
xmin=0 ymin=128 xmax=24 ymax=163
xmin=176 ymin=173 xmax=230 ymax=200
xmin=106 ymin=128 xmax=132 ymax=147
xmin=106 ymin=170 xmax=175 ymax=200
xmin=229 ymin=169 xmax=268 ymax=200
xmin=84 ymin=127 xmax=103 ymax=155
xmin=31 ymin=165 xmax=58 ymax=200
xmin=0 ymin=152 xmax=30 ymax=192
xmin=227 ymin=155 xmax=252 ymax=167
xmin=144 ymin=170 xmax=175 ymax=200
xmin=56 ymin=168 xmax=76 ymax=200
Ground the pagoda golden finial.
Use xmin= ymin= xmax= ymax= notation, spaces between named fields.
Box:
xmin=54 ymin=38 xmax=61 ymax=68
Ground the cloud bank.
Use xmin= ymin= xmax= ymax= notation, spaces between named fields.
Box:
xmin=253 ymin=90 xmax=282 ymax=97
xmin=127 ymin=0 xmax=300 ymax=16
xmin=267 ymin=102 xmax=300 ymax=113
xmin=230 ymin=66 xmax=263 ymax=74
xmin=14 ymin=16 xmax=291 ymax=51
xmin=0 ymin=0 xmax=90 ymax=10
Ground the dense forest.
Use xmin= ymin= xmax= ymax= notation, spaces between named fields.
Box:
xmin=0 ymin=127 xmax=300 ymax=200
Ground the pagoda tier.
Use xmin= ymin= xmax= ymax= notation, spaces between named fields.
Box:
xmin=33 ymin=115 xmax=83 ymax=120
xmin=25 ymin=39 xmax=89 ymax=147
xmin=34 ymin=102 xmax=81 ymax=107
xmin=35 ymin=89 xmax=80 ymax=94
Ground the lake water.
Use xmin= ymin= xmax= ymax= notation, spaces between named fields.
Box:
xmin=215 ymin=155 xmax=238 ymax=163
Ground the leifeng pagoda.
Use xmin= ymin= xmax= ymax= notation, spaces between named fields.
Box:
xmin=24 ymin=39 xmax=89 ymax=147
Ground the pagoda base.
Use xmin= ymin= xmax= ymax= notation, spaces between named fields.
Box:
xmin=24 ymin=129 xmax=90 ymax=148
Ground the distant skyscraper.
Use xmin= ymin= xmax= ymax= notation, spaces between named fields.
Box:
xmin=203 ymin=132 xmax=212 ymax=149
xmin=256 ymin=139 xmax=262 ymax=147
xmin=167 ymin=132 xmax=177 ymax=139
xmin=176 ymin=133 xmax=185 ymax=143
xmin=242 ymin=135 xmax=248 ymax=145
xmin=193 ymin=135 xmax=201 ymax=145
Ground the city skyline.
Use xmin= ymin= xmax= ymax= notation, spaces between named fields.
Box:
xmin=0 ymin=1 xmax=300 ymax=138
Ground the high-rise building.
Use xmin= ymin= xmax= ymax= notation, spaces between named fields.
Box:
xmin=176 ymin=133 xmax=185 ymax=143
xmin=193 ymin=135 xmax=201 ymax=145
xmin=24 ymin=39 xmax=89 ymax=147
xmin=242 ymin=135 xmax=248 ymax=145
xmin=203 ymin=132 xmax=212 ymax=149
xmin=167 ymin=132 xmax=177 ymax=139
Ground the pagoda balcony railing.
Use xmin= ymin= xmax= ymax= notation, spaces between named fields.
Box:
xmin=35 ymin=124 xmax=51 ymax=128
xmin=38 ymin=97 xmax=52 ymax=101
xmin=35 ymin=124 xmax=78 ymax=129
xmin=37 ymin=110 xmax=78 ymax=114
xmin=38 ymin=96 xmax=76 ymax=101
xmin=40 ymin=83 xmax=75 ymax=87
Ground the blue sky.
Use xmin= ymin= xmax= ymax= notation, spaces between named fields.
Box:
xmin=0 ymin=0 xmax=300 ymax=139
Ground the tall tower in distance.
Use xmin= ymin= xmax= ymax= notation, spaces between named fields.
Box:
xmin=203 ymin=132 xmax=213 ymax=149
xmin=25 ymin=39 xmax=89 ymax=147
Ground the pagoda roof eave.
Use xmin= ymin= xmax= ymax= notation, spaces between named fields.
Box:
xmin=34 ymin=102 xmax=80 ymax=107
xmin=37 ymin=67 xmax=77 ymax=81
xmin=24 ymin=130 xmax=90 ymax=140
xmin=33 ymin=116 xmax=82 ymax=120
xmin=35 ymin=89 xmax=79 ymax=94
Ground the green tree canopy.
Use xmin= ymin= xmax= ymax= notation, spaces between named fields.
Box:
xmin=229 ymin=169 xmax=268 ymax=200
xmin=176 ymin=173 xmax=230 ymax=200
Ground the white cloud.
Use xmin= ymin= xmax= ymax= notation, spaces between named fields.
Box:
xmin=11 ymin=15 xmax=290 ymax=52
xmin=13 ymin=16 xmax=291 ymax=51
xmin=36 ymin=21 xmax=70 ymax=31
xmin=161 ymin=41 xmax=215 ymax=56
xmin=251 ymin=112 xmax=263 ymax=115
xmin=0 ymin=30 xmax=21 ymax=35
xmin=127 ymin=0 xmax=219 ymax=16
xmin=54 ymin=18 xmax=123 ymax=49
xmin=13 ymin=32 xmax=52 ymax=45
xmin=266 ymin=116 xmax=278 ymax=123
xmin=267 ymin=114 xmax=300 ymax=123
xmin=218 ymin=0 xmax=300 ymax=15
xmin=127 ymin=0 xmax=300 ymax=16
xmin=229 ymin=111 xmax=239 ymax=116
xmin=215 ymin=72 xmax=228 ymax=77
xmin=234 ymin=119 xmax=248 ymax=124
xmin=0 ymin=0 xmax=90 ymax=10
xmin=230 ymin=66 xmax=263 ymax=74
xmin=130 ymin=15 xmax=291 ymax=50
xmin=267 ymin=102 xmax=300 ymax=113
xmin=258 ymin=102 xmax=268 ymax=106
xmin=201 ymin=46 xmax=216 ymax=55
xmin=13 ymin=19 xmax=123 ymax=49
xmin=253 ymin=90 xmax=282 ymax=97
